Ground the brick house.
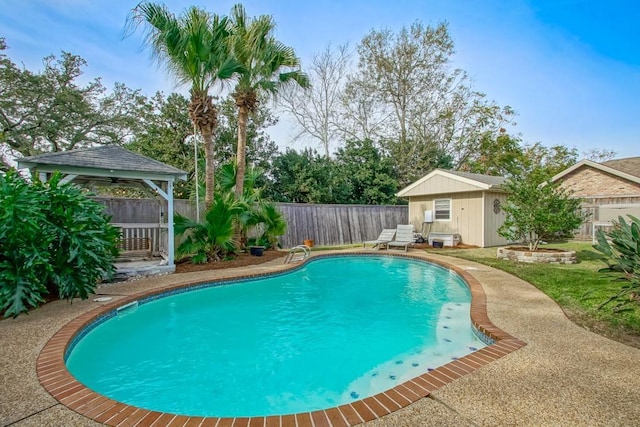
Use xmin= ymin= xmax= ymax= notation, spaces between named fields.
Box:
xmin=551 ymin=157 xmax=640 ymax=240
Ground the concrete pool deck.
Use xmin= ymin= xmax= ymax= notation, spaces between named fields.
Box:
xmin=1 ymin=250 xmax=639 ymax=426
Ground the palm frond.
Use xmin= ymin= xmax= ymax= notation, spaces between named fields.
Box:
xmin=216 ymin=162 xmax=237 ymax=193
xmin=127 ymin=2 xmax=238 ymax=94
xmin=174 ymin=213 xmax=201 ymax=235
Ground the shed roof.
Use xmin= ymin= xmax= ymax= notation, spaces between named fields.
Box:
xmin=443 ymin=169 xmax=506 ymax=186
xmin=397 ymin=168 xmax=506 ymax=197
xmin=17 ymin=145 xmax=187 ymax=181
xmin=551 ymin=157 xmax=640 ymax=186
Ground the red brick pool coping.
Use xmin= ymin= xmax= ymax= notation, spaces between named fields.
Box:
xmin=37 ymin=252 xmax=526 ymax=427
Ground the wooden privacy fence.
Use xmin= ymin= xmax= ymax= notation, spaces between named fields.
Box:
xmin=276 ymin=203 xmax=408 ymax=248
xmin=94 ymin=198 xmax=408 ymax=249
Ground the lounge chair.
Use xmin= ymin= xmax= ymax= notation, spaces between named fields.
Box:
xmin=387 ymin=224 xmax=416 ymax=252
xmin=363 ymin=229 xmax=396 ymax=250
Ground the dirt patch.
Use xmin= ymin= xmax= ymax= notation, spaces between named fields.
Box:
xmin=174 ymin=250 xmax=287 ymax=274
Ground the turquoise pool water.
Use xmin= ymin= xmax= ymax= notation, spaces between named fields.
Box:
xmin=66 ymin=256 xmax=485 ymax=417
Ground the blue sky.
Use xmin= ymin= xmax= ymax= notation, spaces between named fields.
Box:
xmin=1 ymin=0 xmax=639 ymax=158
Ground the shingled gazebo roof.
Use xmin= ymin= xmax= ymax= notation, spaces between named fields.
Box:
xmin=17 ymin=145 xmax=187 ymax=181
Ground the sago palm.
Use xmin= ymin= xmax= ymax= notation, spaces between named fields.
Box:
xmin=174 ymin=192 xmax=243 ymax=263
xmin=127 ymin=2 xmax=240 ymax=207
xmin=228 ymin=4 xmax=310 ymax=197
xmin=254 ymin=201 xmax=287 ymax=249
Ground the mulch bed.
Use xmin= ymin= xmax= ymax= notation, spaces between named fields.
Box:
xmin=174 ymin=250 xmax=287 ymax=274
xmin=174 ymin=243 xmax=480 ymax=274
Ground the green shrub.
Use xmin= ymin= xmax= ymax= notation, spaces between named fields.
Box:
xmin=0 ymin=171 xmax=51 ymax=316
xmin=0 ymin=171 xmax=119 ymax=317
xmin=252 ymin=201 xmax=286 ymax=249
xmin=593 ymin=215 xmax=640 ymax=311
xmin=498 ymin=176 xmax=586 ymax=251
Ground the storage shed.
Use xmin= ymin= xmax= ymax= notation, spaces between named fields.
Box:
xmin=397 ymin=169 xmax=509 ymax=247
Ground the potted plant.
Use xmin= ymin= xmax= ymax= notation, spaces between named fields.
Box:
xmin=249 ymin=245 xmax=265 ymax=256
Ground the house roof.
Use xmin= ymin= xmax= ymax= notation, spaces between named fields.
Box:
xmin=551 ymin=157 xmax=640 ymax=186
xmin=601 ymin=157 xmax=640 ymax=178
xmin=17 ymin=145 xmax=187 ymax=182
xmin=397 ymin=168 xmax=506 ymax=197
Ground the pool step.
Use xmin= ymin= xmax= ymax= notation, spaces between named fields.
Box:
xmin=116 ymin=300 xmax=139 ymax=316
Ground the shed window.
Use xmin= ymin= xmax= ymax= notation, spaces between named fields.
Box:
xmin=434 ymin=199 xmax=451 ymax=221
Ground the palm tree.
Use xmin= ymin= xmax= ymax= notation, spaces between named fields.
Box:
xmin=127 ymin=2 xmax=240 ymax=207
xmin=228 ymin=4 xmax=310 ymax=197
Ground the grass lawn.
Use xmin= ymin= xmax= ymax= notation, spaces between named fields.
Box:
xmin=427 ymin=242 xmax=640 ymax=348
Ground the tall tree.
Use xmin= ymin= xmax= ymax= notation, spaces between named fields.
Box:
xmin=334 ymin=139 xmax=399 ymax=205
xmin=520 ymin=143 xmax=578 ymax=182
xmin=339 ymin=75 xmax=390 ymax=143
xmin=461 ymin=132 xmax=581 ymax=181
xmin=126 ymin=92 xmax=195 ymax=198
xmin=126 ymin=92 xmax=279 ymax=201
xmin=212 ymin=95 xmax=279 ymax=174
xmin=583 ymin=148 xmax=616 ymax=163
xmin=127 ymin=3 xmax=240 ymax=207
xmin=461 ymin=130 xmax=527 ymax=178
xmin=228 ymin=3 xmax=309 ymax=197
xmin=349 ymin=22 xmax=513 ymax=186
xmin=265 ymin=148 xmax=349 ymax=204
xmin=0 ymin=39 xmax=145 ymax=169
xmin=279 ymin=44 xmax=351 ymax=158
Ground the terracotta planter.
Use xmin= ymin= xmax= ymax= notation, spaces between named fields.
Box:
xmin=303 ymin=239 xmax=314 ymax=248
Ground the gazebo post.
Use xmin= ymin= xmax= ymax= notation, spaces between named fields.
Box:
xmin=143 ymin=179 xmax=176 ymax=268
xmin=167 ymin=180 xmax=175 ymax=267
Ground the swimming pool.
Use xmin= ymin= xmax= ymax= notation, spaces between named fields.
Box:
xmin=65 ymin=255 xmax=487 ymax=417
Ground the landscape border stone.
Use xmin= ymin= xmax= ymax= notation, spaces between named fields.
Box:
xmin=496 ymin=247 xmax=577 ymax=264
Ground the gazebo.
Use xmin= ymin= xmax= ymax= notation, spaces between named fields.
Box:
xmin=17 ymin=146 xmax=188 ymax=274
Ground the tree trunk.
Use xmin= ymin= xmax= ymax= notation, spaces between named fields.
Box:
xmin=188 ymin=92 xmax=218 ymax=210
xmin=202 ymin=128 xmax=215 ymax=208
xmin=235 ymin=104 xmax=249 ymax=198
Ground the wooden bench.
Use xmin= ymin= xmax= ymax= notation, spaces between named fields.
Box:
xmin=116 ymin=237 xmax=152 ymax=258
